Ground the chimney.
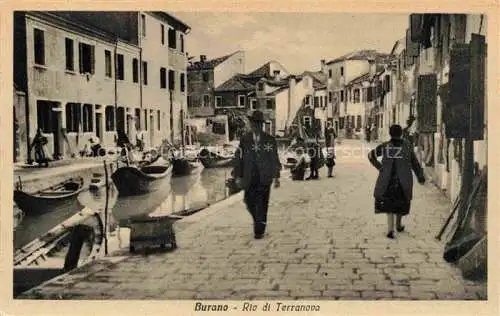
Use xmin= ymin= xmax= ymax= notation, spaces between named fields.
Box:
xmin=368 ymin=58 xmax=376 ymax=77
xmin=200 ymin=55 xmax=207 ymax=62
xmin=321 ymin=59 xmax=326 ymax=72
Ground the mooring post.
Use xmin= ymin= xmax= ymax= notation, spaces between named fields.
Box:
xmin=103 ymin=160 xmax=109 ymax=255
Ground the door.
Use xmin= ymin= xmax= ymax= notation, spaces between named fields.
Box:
xmin=51 ymin=109 xmax=61 ymax=158
xmin=95 ymin=113 xmax=102 ymax=140
xmin=149 ymin=113 xmax=154 ymax=146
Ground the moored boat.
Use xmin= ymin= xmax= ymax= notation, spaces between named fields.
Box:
xmin=198 ymin=147 xmax=234 ymax=168
xmin=13 ymin=177 xmax=84 ymax=216
xmin=111 ymin=158 xmax=173 ymax=196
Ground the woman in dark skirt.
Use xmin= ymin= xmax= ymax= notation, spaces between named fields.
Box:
xmin=368 ymin=124 xmax=426 ymax=239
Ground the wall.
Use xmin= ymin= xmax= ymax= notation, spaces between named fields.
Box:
xmin=344 ymin=60 xmax=370 ymax=84
xmin=187 ymin=69 xmax=214 ymax=116
xmin=14 ymin=90 xmax=28 ymax=163
xmin=26 ymin=15 xmax=140 ymax=155
xmin=213 ymin=90 xmax=247 ymax=109
xmin=213 ymin=51 xmax=245 ymax=88
xmin=274 ymin=89 xmax=289 ymax=136
xmin=140 ymin=12 xmax=188 ymax=145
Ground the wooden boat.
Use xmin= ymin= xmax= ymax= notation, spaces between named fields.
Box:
xmin=111 ymin=159 xmax=173 ymax=196
xmin=13 ymin=177 xmax=84 ymax=216
xmin=198 ymin=148 xmax=234 ymax=168
xmin=14 ymin=204 xmax=24 ymax=230
xmin=88 ymin=173 xmax=112 ymax=191
xmin=172 ymin=158 xmax=202 ymax=177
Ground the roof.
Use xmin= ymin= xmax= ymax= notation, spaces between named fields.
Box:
xmin=266 ymin=86 xmax=289 ymax=96
xmin=214 ymin=74 xmax=255 ymax=92
xmin=187 ymin=51 xmax=241 ymax=71
xmin=390 ymin=37 xmax=406 ymax=55
xmin=148 ymin=12 xmax=190 ymax=33
xmin=248 ymin=61 xmax=288 ymax=77
xmin=348 ymin=72 xmax=371 ymax=85
xmin=326 ymin=50 xmax=394 ymax=65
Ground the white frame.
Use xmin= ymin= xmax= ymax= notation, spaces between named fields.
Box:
xmin=215 ymin=96 xmax=223 ymax=108
xmin=303 ymin=116 xmax=311 ymax=126
xmin=264 ymin=120 xmax=273 ymax=134
xmin=238 ymin=95 xmax=246 ymax=107
xmin=250 ymin=98 xmax=257 ymax=110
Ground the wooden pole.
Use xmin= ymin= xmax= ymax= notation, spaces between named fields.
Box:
xmin=103 ymin=160 xmax=109 ymax=255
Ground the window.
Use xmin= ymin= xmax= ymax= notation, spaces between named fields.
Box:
xmin=340 ymin=90 xmax=344 ymax=102
xmin=353 ymin=89 xmax=360 ymax=103
xmin=305 ymin=95 xmax=311 ymax=106
xmin=161 ymin=24 xmax=165 ymax=44
xmin=135 ymin=108 xmax=141 ymax=130
xmin=250 ymin=99 xmax=257 ymax=109
xmin=328 ymin=92 xmax=332 ymax=103
xmin=157 ymin=110 xmax=161 ymax=130
xmin=141 ymin=14 xmax=146 ymax=37
xmin=356 ymin=115 xmax=362 ymax=129
xmin=142 ymin=61 xmax=148 ymax=85
xmin=264 ymin=121 xmax=272 ymax=134
xmin=324 ymin=96 xmax=327 ymax=106
xmin=65 ymin=103 xmax=81 ymax=132
xmin=187 ymin=95 xmax=192 ymax=107
xmin=34 ymin=28 xmax=45 ymax=65
xmin=78 ymin=43 xmax=95 ymax=74
xmin=340 ymin=66 xmax=344 ymax=76
xmin=303 ymin=116 xmax=311 ymax=127
xmin=144 ymin=109 xmax=148 ymax=130
xmin=160 ymin=67 xmax=167 ymax=89
xmin=105 ymin=106 xmax=115 ymax=131
xmin=116 ymin=54 xmax=124 ymax=80
xmin=238 ymin=95 xmax=245 ymax=107
xmin=202 ymin=72 xmax=209 ymax=82
xmin=328 ymin=69 xmax=332 ymax=78
xmin=180 ymin=73 xmax=186 ymax=92
xmin=203 ymin=95 xmax=210 ymax=107
xmin=82 ymin=104 xmax=93 ymax=132
xmin=180 ymin=34 xmax=184 ymax=52
xmin=258 ymin=82 xmax=264 ymax=91
xmin=105 ymin=50 xmax=112 ymax=77
xmin=215 ymin=96 xmax=222 ymax=107
xmin=36 ymin=101 xmax=53 ymax=133
xmin=168 ymin=28 xmax=176 ymax=49
xmin=65 ymin=38 xmax=74 ymax=71
xmin=314 ymin=96 xmax=319 ymax=108
xmin=266 ymin=99 xmax=273 ymax=109
xmin=168 ymin=70 xmax=175 ymax=90
xmin=132 ymin=58 xmax=138 ymax=83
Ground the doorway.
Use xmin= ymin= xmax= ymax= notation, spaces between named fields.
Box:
xmin=149 ymin=112 xmax=154 ymax=146
xmin=37 ymin=100 xmax=62 ymax=158
xmin=95 ymin=112 xmax=102 ymax=140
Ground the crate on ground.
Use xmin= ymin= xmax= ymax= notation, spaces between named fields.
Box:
xmin=128 ymin=215 xmax=177 ymax=253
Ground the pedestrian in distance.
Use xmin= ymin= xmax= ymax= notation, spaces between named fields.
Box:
xmin=368 ymin=124 xmax=425 ymax=239
xmin=232 ymin=110 xmax=281 ymax=239
xmin=325 ymin=125 xmax=337 ymax=178
xmin=306 ymin=138 xmax=321 ymax=180
xmin=31 ymin=128 xmax=49 ymax=167
xmin=365 ymin=124 xmax=372 ymax=142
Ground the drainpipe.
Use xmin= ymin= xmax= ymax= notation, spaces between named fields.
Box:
xmin=113 ymin=37 xmax=118 ymax=143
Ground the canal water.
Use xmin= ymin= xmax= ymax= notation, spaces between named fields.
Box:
xmin=14 ymin=166 xmax=232 ymax=250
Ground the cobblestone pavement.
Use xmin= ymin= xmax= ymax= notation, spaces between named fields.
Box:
xmin=18 ymin=140 xmax=487 ymax=300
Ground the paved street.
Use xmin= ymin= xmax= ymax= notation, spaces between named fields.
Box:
xmin=18 ymin=140 xmax=486 ymax=300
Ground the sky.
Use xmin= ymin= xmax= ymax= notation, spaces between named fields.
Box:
xmin=174 ymin=12 xmax=409 ymax=74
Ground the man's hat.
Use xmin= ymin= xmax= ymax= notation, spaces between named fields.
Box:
xmin=248 ymin=110 xmax=265 ymax=122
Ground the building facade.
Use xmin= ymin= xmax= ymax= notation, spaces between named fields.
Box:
xmin=13 ymin=11 xmax=190 ymax=162
xmin=186 ymin=51 xmax=245 ymax=117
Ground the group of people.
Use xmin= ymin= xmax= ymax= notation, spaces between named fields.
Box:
xmin=232 ymin=110 xmax=426 ymax=240
xmin=289 ymin=125 xmax=337 ymax=181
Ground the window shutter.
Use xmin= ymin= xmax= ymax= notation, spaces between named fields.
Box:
xmin=416 ymin=74 xmax=438 ymax=133
xmin=91 ymin=45 xmax=95 ymax=74
xmin=469 ymin=34 xmax=486 ymax=140
xmin=78 ymin=43 xmax=83 ymax=73
xmin=445 ymin=44 xmax=469 ymax=138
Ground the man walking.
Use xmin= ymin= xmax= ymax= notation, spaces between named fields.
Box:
xmin=233 ymin=110 xmax=281 ymax=239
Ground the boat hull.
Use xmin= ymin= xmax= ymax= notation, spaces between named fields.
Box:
xmin=13 ymin=178 xmax=84 ymax=216
xmin=172 ymin=158 xmax=201 ymax=177
xmin=198 ymin=149 xmax=234 ymax=169
xmin=111 ymin=164 xmax=173 ymax=197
